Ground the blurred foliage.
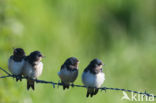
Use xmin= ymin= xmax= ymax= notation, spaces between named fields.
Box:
xmin=0 ymin=0 xmax=156 ymax=103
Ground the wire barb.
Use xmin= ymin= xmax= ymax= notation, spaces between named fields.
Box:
xmin=0 ymin=67 xmax=155 ymax=98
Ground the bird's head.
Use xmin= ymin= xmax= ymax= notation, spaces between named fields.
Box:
xmin=89 ymin=58 xmax=104 ymax=73
xmin=13 ymin=48 xmax=25 ymax=57
xmin=29 ymin=51 xmax=44 ymax=62
xmin=65 ymin=57 xmax=79 ymax=69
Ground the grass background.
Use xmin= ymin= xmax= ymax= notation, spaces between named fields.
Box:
xmin=0 ymin=0 xmax=156 ymax=103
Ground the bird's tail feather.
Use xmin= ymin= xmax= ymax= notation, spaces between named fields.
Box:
xmin=86 ymin=88 xmax=99 ymax=97
xmin=94 ymin=88 xmax=99 ymax=95
xmin=62 ymin=81 xmax=69 ymax=90
xmin=16 ymin=78 xmax=19 ymax=82
xmin=27 ymin=79 xmax=35 ymax=90
xmin=16 ymin=75 xmax=22 ymax=82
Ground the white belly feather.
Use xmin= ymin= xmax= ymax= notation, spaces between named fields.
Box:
xmin=23 ymin=61 xmax=43 ymax=79
xmin=58 ymin=68 xmax=78 ymax=84
xmin=82 ymin=71 xmax=105 ymax=88
xmin=8 ymin=59 xmax=24 ymax=75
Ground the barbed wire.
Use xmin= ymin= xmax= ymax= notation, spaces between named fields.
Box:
xmin=0 ymin=67 xmax=155 ymax=98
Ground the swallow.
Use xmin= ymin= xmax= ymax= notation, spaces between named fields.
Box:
xmin=82 ymin=58 xmax=105 ymax=97
xmin=8 ymin=48 xmax=25 ymax=81
xmin=23 ymin=51 xmax=43 ymax=90
xmin=58 ymin=57 xmax=79 ymax=90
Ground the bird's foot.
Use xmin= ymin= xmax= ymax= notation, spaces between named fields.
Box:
xmin=15 ymin=75 xmax=22 ymax=82
xmin=71 ymin=83 xmax=74 ymax=88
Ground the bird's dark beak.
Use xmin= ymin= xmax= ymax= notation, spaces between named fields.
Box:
xmin=39 ymin=54 xmax=45 ymax=58
xmin=42 ymin=56 xmax=46 ymax=58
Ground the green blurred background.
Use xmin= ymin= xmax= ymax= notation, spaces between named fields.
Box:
xmin=0 ymin=0 xmax=156 ymax=103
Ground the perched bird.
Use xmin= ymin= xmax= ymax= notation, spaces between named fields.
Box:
xmin=8 ymin=48 xmax=25 ymax=81
xmin=82 ymin=58 xmax=105 ymax=97
xmin=58 ymin=57 xmax=79 ymax=90
xmin=23 ymin=51 xmax=44 ymax=90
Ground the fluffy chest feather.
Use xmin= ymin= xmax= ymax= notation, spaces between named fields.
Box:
xmin=8 ymin=58 xmax=24 ymax=75
xmin=82 ymin=71 xmax=105 ymax=88
xmin=23 ymin=61 xmax=43 ymax=79
xmin=58 ymin=67 xmax=78 ymax=83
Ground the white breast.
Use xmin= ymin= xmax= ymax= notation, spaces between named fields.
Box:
xmin=82 ymin=71 xmax=105 ymax=88
xmin=8 ymin=58 xmax=24 ymax=75
xmin=58 ymin=67 xmax=78 ymax=84
xmin=23 ymin=61 xmax=43 ymax=79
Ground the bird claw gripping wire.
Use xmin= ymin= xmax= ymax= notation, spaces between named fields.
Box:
xmin=71 ymin=83 xmax=74 ymax=88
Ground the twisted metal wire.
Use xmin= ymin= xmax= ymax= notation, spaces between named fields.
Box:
xmin=0 ymin=67 xmax=155 ymax=98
